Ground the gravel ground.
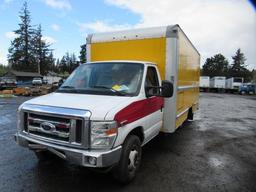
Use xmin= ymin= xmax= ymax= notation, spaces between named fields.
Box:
xmin=0 ymin=93 xmax=255 ymax=192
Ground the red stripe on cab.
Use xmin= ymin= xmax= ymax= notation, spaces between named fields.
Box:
xmin=114 ymin=97 xmax=164 ymax=126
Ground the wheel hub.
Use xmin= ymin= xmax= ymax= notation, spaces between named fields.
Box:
xmin=128 ymin=149 xmax=138 ymax=171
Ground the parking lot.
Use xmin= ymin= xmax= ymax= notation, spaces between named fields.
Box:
xmin=0 ymin=93 xmax=255 ymax=192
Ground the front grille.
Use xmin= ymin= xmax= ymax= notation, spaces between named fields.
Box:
xmin=29 ymin=131 xmax=69 ymax=142
xmin=24 ymin=112 xmax=84 ymax=145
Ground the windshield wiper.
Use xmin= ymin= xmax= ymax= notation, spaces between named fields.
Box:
xmin=92 ymin=86 xmax=126 ymax=96
xmin=58 ymin=85 xmax=78 ymax=93
xmin=61 ymin=85 xmax=75 ymax=89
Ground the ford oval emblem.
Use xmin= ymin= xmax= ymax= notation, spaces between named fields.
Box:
xmin=40 ymin=122 xmax=55 ymax=131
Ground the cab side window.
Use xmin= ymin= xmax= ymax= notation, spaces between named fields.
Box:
xmin=145 ymin=66 xmax=159 ymax=95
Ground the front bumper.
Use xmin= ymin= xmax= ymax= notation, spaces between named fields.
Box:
xmin=14 ymin=132 xmax=122 ymax=168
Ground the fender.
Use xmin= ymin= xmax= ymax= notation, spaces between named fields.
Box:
xmin=113 ymin=96 xmax=164 ymax=147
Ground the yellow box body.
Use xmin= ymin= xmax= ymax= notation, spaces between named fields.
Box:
xmin=176 ymin=31 xmax=200 ymax=128
xmin=91 ymin=38 xmax=166 ymax=80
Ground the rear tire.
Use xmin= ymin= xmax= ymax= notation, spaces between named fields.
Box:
xmin=188 ymin=108 xmax=194 ymax=120
xmin=113 ymin=135 xmax=142 ymax=184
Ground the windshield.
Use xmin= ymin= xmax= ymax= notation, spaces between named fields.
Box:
xmin=57 ymin=62 xmax=144 ymax=96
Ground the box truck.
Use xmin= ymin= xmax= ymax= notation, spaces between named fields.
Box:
xmin=199 ymin=76 xmax=210 ymax=92
xmin=14 ymin=25 xmax=200 ymax=183
xmin=225 ymin=77 xmax=243 ymax=93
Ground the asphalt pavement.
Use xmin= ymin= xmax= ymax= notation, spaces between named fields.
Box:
xmin=0 ymin=93 xmax=255 ymax=192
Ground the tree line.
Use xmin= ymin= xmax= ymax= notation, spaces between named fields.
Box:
xmin=201 ymin=49 xmax=254 ymax=82
xmin=5 ymin=2 xmax=86 ymax=76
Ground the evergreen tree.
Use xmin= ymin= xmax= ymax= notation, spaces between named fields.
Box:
xmin=231 ymin=49 xmax=246 ymax=68
xmin=59 ymin=52 xmax=79 ymax=74
xmin=230 ymin=49 xmax=251 ymax=82
xmin=0 ymin=64 xmax=8 ymax=76
xmin=33 ymin=24 xmax=53 ymax=75
xmin=7 ymin=2 xmax=56 ymax=75
xmin=59 ymin=54 xmax=68 ymax=73
xmin=202 ymin=54 xmax=229 ymax=77
xmin=79 ymin=44 xmax=86 ymax=63
xmin=230 ymin=48 xmax=246 ymax=76
xmin=70 ymin=53 xmax=79 ymax=72
xmin=8 ymin=1 xmax=36 ymax=72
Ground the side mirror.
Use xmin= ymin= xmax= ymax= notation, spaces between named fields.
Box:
xmin=145 ymin=80 xmax=173 ymax=98
xmin=161 ymin=80 xmax=173 ymax=97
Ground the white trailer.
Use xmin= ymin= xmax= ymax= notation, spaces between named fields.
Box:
xmin=200 ymin=76 xmax=210 ymax=92
xmin=210 ymin=76 xmax=226 ymax=90
xmin=226 ymin=77 xmax=243 ymax=92
xmin=43 ymin=76 xmax=62 ymax=84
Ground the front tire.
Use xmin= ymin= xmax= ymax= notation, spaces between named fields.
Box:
xmin=113 ymin=135 xmax=142 ymax=184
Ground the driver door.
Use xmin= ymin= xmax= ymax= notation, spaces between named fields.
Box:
xmin=143 ymin=66 xmax=164 ymax=142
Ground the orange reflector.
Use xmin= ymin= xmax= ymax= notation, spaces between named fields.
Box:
xmin=106 ymin=127 xmax=118 ymax=135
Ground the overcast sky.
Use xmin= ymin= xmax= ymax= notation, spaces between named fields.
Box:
xmin=0 ymin=0 xmax=255 ymax=69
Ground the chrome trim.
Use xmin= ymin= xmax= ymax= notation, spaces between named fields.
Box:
xmin=20 ymin=103 xmax=91 ymax=149
xmin=22 ymin=130 xmax=70 ymax=145
xmin=22 ymin=104 xmax=91 ymax=119
xmin=28 ymin=143 xmax=46 ymax=150
xmin=176 ymin=108 xmax=189 ymax=119
xmin=178 ymin=85 xmax=199 ymax=91
xmin=28 ymin=117 xmax=71 ymax=128
xmin=28 ymin=125 xmax=70 ymax=138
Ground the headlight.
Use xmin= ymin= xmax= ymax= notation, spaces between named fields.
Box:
xmin=90 ymin=121 xmax=118 ymax=149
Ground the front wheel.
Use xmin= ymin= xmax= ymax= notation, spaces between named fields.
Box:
xmin=113 ymin=135 xmax=142 ymax=184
